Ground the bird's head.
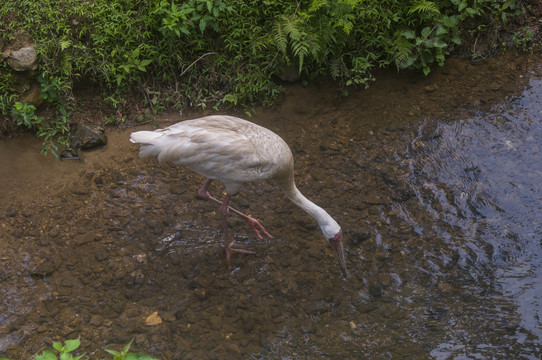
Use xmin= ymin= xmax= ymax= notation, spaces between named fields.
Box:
xmin=327 ymin=230 xmax=348 ymax=278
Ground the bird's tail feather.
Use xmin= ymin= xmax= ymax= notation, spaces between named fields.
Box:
xmin=130 ymin=131 xmax=167 ymax=159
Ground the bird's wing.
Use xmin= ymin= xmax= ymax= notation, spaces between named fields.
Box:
xmin=156 ymin=119 xmax=276 ymax=185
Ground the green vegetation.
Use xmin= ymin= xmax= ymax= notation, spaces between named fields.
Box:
xmin=0 ymin=338 xmax=157 ymax=360
xmin=0 ymin=0 xmax=529 ymax=155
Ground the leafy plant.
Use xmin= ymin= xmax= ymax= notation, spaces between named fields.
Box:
xmin=35 ymin=338 xmax=85 ymax=360
xmin=0 ymin=64 xmax=17 ymax=118
xmin=11 ymin=101 xmax=40 ymax=129
xmin=0 ymin=0 xmax=527 ymax=153
xmin=105 ymin=339 xmax=157 ymax=360
xmin=0 ymin=338 xmax=158 ymax=360
xmin=510 ymin=26 xmax=535 ymax=51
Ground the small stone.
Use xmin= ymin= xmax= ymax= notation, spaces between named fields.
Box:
xmin=70 ymin=123 xmax=107 ymax=150
xmin=349 ymin=321 xmax=357 ymax=329
xmin=71 ymin=185 xmax=90 ymax=195
xmin=208 ymin=316 xmax=222 ymax=330
xmin=424 ymin=83 xmax=438 ymax=92
xmin=94 ymin=251 xmax=109 ymax=261
xmin=145 ymin=311 xmax=162 ymax=326
xmin=308 ymin=245 xmax=324 ymax=260
xmin=224 ymin=343 xmax=241 ymax=354
xmin=61 ymin=148 xmax=80 ymax=160
xmin=194 ymin=288 xmax=206 ymax=300
xmin=161 ymin=312 xmax=176 ymax=322
xmin=7 ymin=47 xmax=38 ymax=71
xmin=489 ymin=81 xmax=501 ymax=91
xmin=438 ymin=282 xmax=452 ymax=292
xmin=37 ymin=326 xmax=48 ymax=333
xmin=74 ymin=233 xmax=96 ymax=245
xmin=134 ymin=333 xmax=149 ymax=347
xmin=19 ymin=83 xmax=43 ymax=106
xmin=30 ymin=257 xmax=58 ymax=276
xmin=89 ymin=314 xmax=103 ymax=326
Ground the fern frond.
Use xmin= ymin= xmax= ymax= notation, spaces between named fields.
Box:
xmin=408 ymin=0 xmax=440 ymax=15
xmin=292 ymin=40 xmax=309 ymax=72
xmin=308 ymin=0 xmax=327 ymax=13
xmin=274 ymin=17 xmax=288 ymax=54
xmin=392 ymin=31 xmax=416 ymax=69
xmin=282 ymin=16 xmax=303 ymax=41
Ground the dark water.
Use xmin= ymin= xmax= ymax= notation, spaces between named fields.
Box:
xmin=1 ymin=49 xmax=542 ymax=359
xmin=405 ymin=76 xmax=542 ymax=358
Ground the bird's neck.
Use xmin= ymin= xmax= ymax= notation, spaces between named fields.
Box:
xmin=280 ymin=182 xmax=340 ymax=239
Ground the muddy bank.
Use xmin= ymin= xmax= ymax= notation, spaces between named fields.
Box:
xmin=1 ymin=49 xmax=542 ymax=359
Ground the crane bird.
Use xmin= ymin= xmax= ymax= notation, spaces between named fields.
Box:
xmin=130 ymin=115 xmax=347 ymax=276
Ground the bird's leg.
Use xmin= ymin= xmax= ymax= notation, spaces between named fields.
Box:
xmin=196 ymin=179 xmax=273 ymax=239
xmin=219 ymin=194 xmax=255 ymax=266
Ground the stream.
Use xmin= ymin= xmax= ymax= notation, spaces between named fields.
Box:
xmin=1 ymin=49 xmax=542 ymax=359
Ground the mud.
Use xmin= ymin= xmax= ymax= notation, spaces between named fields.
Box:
xmin=1 ymin=48 xmax=542 ymax=359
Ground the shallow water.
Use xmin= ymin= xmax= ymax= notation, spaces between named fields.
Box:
xmin=1 ymin=49 xmax=542 ymax=359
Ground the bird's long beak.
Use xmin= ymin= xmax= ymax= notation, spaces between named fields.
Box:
xmin=330 ymin=231 xmax=348 ymax=277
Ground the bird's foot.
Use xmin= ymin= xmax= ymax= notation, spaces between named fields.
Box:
xmin=196 ymin=189 xmax=212 ymax=200
xmin=245 ymin=217 xmax=274 ymax=240
xmin=223 ymin=241 xmax=256 ymax=266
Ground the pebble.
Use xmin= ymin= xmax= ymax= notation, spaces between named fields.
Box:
xmin=94 ymin=251 xmax=109 ymax=261
xmin=90 ymin=314 xmax=103 ymax=326
xmin=74 ymin=232 xmax=97 ymax=245
xmin=307 ymin=245 xmax=324 ymax=260
xmin=71 ymin=185 xmax=90 ymax=195
xmin=29 ymin=257 xmax=58 ymax=276
xmin=208 ymin=316 xmax=222 ymax=330
xmin=194 ymin=288 xmax=207 ymax=300
xmin=438 ymin=282 xmax=452 ymax=292
xmin=424 ymin=83 xmax=438 ymax=92
xmin=145 ymin=312 xmax=162 ymax=326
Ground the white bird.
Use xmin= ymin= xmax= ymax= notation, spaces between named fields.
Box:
xmin=130 ymin=115 xmax=347 ymax=276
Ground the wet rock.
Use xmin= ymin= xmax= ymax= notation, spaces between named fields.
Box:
xmin=60 ymin=148 xmax=80 ymax=160
xmin=161 ymin=311 xmax=176 ymax=322
xmin=489 ymin=81 xmax=501 ymax=91
xmin=94 ymin=250 xmax=109 ymax=261
xmin=70 ymin=123 xmax=107 ymax=150
xmin=134 ymin=333 xmax=149 ymax=347
xmin=224 ymin=342 xmax=241 ymax=355
xmin=30 ymin=257 xmax=59 ymax=277
xmin=112 ymin=302 xmax=126 ymax=314
xmin=194 ymin=288 xmax=206 ymax=300
xmin=74 ymin=232 xmax=98 ymax=245
xmin=89 ymin=314 xmax=103 ymax=326
xmin=424 ymin=83 xmax=438 ymax=92
xmin=184 ymin=310 xmax=198 ymax=323
xmin=7 ymin=47 xmax=38 ymax=71
xmin=303 ymin=300 xmax=329 ymax=315
xmin=145 ymin=311 xmax=162 ymax=326
xmin=348 ymin=231 xmax=371 ymax=246
xmin=438 ymin=282 xmax=452 ymax=292
xmin=208 ymin=315 xmax=222 ymax=330
xmin=18 ymin=82 xmax=43 ymax=107
xmin=307 ymin=245 xmax=324 ymax=260
xmin=71 ymin=184 xmax=90 ymax=195
xmin=259 ymin=330 xmax=274 ymax=346
xmin=93 ymin=175 xmax=104 ymax=185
